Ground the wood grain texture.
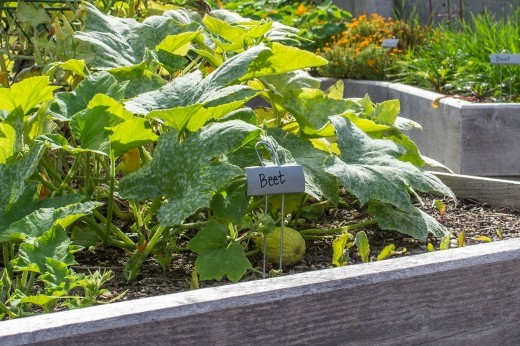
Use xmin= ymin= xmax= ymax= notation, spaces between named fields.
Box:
xmin=2 ymin=238 xmax=520 ymax=345
xmin=434 ymin=172 xmax=520 ymax=208
xmin=460 ymin=104 xmax=520 ymax=176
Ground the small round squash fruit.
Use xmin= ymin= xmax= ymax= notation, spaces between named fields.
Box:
xmin=254 ymin=226 xmax=306 ymax=266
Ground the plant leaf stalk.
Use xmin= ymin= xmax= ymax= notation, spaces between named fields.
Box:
xmin=299 ymin=219 xmax=377 ymax=237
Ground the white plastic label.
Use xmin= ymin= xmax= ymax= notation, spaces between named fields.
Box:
xmin=490 ymin=54 xmax=520 ymax=65
xmin=382 ymin=39 xmax=399 ymax=48
xmin=245 ymin=165 xmax=305 ymax=196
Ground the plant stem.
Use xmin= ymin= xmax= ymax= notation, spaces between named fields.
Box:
xmin=299 ymin=219 xmax=377 ymax=236
xmin=25 ymin=272 xmax=36 ymax=295
xmin=2 ymin=244 xmax=13 ymax=279
xmin=105 ymin=156 xmax=116 ymax=244
xmin=143 ymin=197 xmax=162 ymax=226
xmin=56 ymin=156 xmax=80 ymax=195
xmin=129 ymin=199 xmax=143 ymax=229
xmin=84 ymin=152 xmax=94 ymax=198
xmin=177 ymin=221 xmax=207 ymax=230
xmin=41 ymin=158 xmax=63 ymax=186
xmin=92 ymin=210 xmax=135 ymax=248
xmin=0 ymin=300 xmax=17 ymax=319
xmin=245 ymin=248 xmax=260 ymax=257
xmin=0 ymin=52 xmax=8 ymax=73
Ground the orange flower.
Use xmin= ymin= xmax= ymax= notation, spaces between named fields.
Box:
xmin=296 ymin=4 xmax=307 ymax=16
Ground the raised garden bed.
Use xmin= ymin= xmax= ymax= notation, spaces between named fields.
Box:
xmin=320 ymin=78 xmax=520 ymax=177
xmin=1 ymin=174 xmax=519 ymax=345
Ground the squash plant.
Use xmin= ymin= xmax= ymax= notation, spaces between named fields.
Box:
xmin=0 ymin=3 xmax=454 ymax=318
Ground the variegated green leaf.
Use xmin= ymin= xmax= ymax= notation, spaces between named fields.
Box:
xmin=119 ymin=120 xmax=260 ymax=226
xmin=49 ymin=71 xmax=127 ymax=121
xmin=110 ymin=62 xmax=168 ymax=99
xmin=125 ymin=47 xmax=266 ymax=131
xmin=240 ymin=43 xmax=328 ymax=80
xmin=268 ymin=129 xmax=339 ymax=204
xmin=326 ymin=115 xmax=455 ymax=215
xmin=368 ymin=201 xmax=447 ymax=240
xmin=74 ymin=3 xmax=200 ymax=69
xmin=0 ymin=144 xmax=44 ymax=209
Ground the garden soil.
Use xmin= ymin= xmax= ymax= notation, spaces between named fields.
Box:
xmin=74 ymin=195 xmax=520 ymax=303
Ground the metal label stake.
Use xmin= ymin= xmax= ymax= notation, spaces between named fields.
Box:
xmin=246 ymin=139 xmax=305 ymax=278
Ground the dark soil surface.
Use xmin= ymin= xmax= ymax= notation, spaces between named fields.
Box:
xmin=73 ymin=195 xmax=520 ymax=304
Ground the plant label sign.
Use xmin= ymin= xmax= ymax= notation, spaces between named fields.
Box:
xmin=246 ymin=165 xmax=305 ymax=196
xmin=382 ymin=39 xmax=399 ymax=48
xmin=490 ymin=54 xmax=520 ymax=65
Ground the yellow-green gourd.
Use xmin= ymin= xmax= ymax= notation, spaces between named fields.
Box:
xmin=254 ymin=227 xmax=305 ymax=266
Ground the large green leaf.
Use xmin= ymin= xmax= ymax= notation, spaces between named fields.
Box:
xmin=49 ymin=72 xmax=127 ymax=121
xmin=0 ymin=107 xmax=24 ymax=164
xmin=343 ymin=113 xmax=425 ymax=167
xmin=0 ymin=121 xmax=17 ymax=163
xmin=0 ymin=200 xmax=101 ymax=242
xmin=0 ymin=76 xmax=58 ymax=114
xmin=74 ymin=3 xmax=200 ymax=69
xmin=202 ymin=14 xmax=272 ymax=52
xmin=271 ymin=86 xmax=361 ymax=137
xmin=0 ymin=144 xmax=44 ymax=209
xmin=70 ymin=106 xmax=121 ymax=156
xmin=325 ymin=115 xmax=455 ymax=214
xmin=11 ymin=227 xmax=77 ymax=273
xmin=110 ymin=62 xmax=168 ymax=99
xmin=187 ymin=219 xmax=251 ymax=282
xmin=240 ymin=42 xmax=327 ymax=81
xmin=119 ymin=120 xmax=260 ymax=226
xmin=343 ymin=94 xmax=425 ymax=167
xmin=368 ymin=201 xmax=448 ymax=240
xmin=86 ymin=94 xmax=158 ymax=157
xmin=210 ymin=178 xmax=249 ymax=225
xmin=267 ymin=129 xmax=339 ymax=204
xmin=69 ymin=94 xmax=158 ymax=157
xmin=125 ymin=46 xmax=266 ymax=131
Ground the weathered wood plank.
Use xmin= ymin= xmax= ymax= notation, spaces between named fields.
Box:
xmin=2 ymin=238 xmax=520 ymax=345
xmin=434 ymin=172 xmax=520 ymax=209
xmin=461 ymin=104 xmax=520 ymax=176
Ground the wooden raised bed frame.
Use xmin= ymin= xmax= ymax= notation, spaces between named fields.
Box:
xmin=1 ymin=174 xmax=520 ymax=345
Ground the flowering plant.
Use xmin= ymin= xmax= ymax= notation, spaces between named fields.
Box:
xmin=221 ymin=0 xmax=351 ymax=51
xmin=316 ymin=14 xmax=425 ymax=79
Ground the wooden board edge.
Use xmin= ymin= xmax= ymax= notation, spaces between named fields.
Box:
xmin=433 ymin=172 xmax=520 ymax=209
xmin=2 ymin=238 xmax=520 ymax=345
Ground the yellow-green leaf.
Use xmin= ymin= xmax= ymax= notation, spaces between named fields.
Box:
xmin=439 ymin=234 xmax=451 ymax=250
xmin=60 ymin=59 xmax=87 ymax=77
xmin=0 ymin=122 xmax=16 ymax=163
xmin=377 ymin=244 xmax=395 ymax=261
xmin=332 ymin=232 xmax=353 ymax=267
xmin=354 ymin=231 xmax=370 ymax=263
xmin=156 ymin=32 xmax=201 ymax=56
xmin=427 ymin=242 xmax=434 ymax=252
xmin=457 ymin=230 xmax=466 ymax=247
xmin=0 ymin=76 xmax=58 ymax=114
xmin=474 ymin=235 xmax=492 ymax=243
xmin=240 ymin=43 xmax=328 ymax=81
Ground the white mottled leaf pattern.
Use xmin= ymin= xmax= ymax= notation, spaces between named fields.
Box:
xmin=119 ymin=120 xmax=260 ymax=226
xmin=325 ymin=115 xmax=454 ymax=237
